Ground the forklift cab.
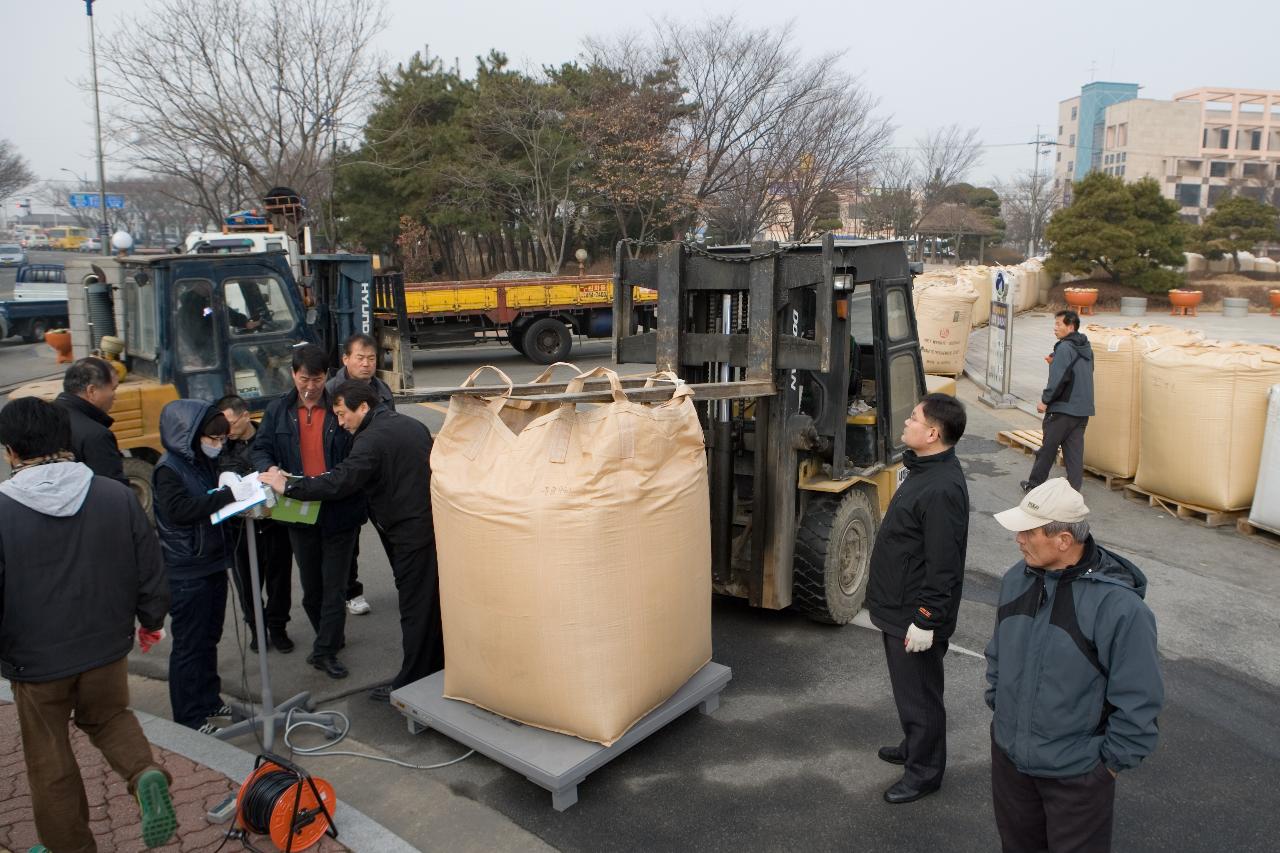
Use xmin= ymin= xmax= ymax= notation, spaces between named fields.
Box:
xmin=121 ymin=252 xmax=315 ymax=404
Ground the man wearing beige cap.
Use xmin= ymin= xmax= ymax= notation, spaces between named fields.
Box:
xmin=986 ymin=479 xmax=1163 ymax=852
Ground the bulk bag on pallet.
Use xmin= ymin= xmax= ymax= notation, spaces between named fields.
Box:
xmin=1136 ymin=344 xmax=1280 ymax=511
xmin=915 ymin=278 xmax=979 ymax=376
xmin=1248 ymin=385 xmax=1280 ymax=534
xmin=960 ymin=266 xmax=992 ymax=326
xmin=1082 ymin=324 xmax=1205 ymax=478
xmin=430 ymin=365 xmax=712 ymax=746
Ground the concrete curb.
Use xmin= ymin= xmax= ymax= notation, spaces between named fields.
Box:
xmin=0 ymin=679 xmax=420 ymax=853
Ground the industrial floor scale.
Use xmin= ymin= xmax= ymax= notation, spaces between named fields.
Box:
xmin=391 ymin=662 xmax=732 ymax=810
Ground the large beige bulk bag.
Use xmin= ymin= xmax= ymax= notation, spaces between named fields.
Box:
xmin=1235 ymin=251 xmax=1256 ymax=272
xmin=1183 ymin=252 xmax=1206 ymax=273
xmin=431 ymin=365 xmax=712 ymax=746
xmin=960 ymin=267 xmax=992 ymax=326
xmin=916 ymin=280 xmax=979 ymax=375
xmin=1136 ymin=343 xmax=1280 ymax=510
xmin=1254 ymin=257 xmax=1278 ymax=274
xmin=1019 ymin=259 xmax=1047 ymax=308
xmin=1082 ymin=324 xmax=1206 ymax=477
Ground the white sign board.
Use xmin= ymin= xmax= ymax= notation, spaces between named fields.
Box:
xmin=980 ymin=269 xmax=1018 ymax=408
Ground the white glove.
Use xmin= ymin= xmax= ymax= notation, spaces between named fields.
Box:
xmin=904 ymin=624 xmax=934 ymax=653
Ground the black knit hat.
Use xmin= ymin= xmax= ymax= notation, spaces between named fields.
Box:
xmin=199 ymin=409 xmax=230 ymax=438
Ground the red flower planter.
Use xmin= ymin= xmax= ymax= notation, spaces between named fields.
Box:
xmin=1063 ymin=287 xmax=1098 ymax=315
xmin=1169 ymin=289 xmax=1203 ymax=317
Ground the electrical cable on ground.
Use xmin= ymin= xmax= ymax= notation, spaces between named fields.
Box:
xmin=283 ymin=707 xmax=475 ymax=770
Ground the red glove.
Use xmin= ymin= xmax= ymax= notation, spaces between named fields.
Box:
xmin=137 ymin=627 xmax=165 ymax=653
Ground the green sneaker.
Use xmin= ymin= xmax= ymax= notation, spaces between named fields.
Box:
xmin=135 ymin=768 xmax=178 ymax=848
xmin=29 ymin=846 xmax=52 ymax=853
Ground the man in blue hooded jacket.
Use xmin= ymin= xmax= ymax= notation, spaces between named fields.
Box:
xmin=987 ymin=478 xmax=1163 ymax=852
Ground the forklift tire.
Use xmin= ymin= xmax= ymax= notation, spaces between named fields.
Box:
xmin=792 ymin=488 xmax=879 ymax=625
xmin=123 ymin=457 xmax=156 ymax=524
xmin=522 ymin=318 xmax=572 ymax=364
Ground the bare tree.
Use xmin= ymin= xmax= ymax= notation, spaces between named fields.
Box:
xmin=861 ymin=152 xmax=918 ymax=238
xmin=769 ymin=75 xmax=893 ymax=239
xmin=702 ymin=148 xmax=788 ymax=243
xmin=910 ymin=124 xmax=983 ymax=240
xmin=1000 ymin=169 xmax=1062 ymax=256
xmin=0 ymin=140 xmax=36 ymax=202
xmin=96 ymin=0 xmax=385 ymax=239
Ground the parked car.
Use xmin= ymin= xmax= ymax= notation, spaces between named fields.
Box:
xmin=79 ymin=237 xmax=104 ymax=253
xmin=27 ymin=234 xmax=50 ymax=249
xmin=0 ymin=244 xmax=28 ymax=267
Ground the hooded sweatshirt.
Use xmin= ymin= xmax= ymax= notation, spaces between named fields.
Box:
xmin=152 ymin=399 xmax=236 ymax=580
xmin=0 ymin=461 xmax=168 ymax=682
xmin=1041 ymin=331 xmax=1094 ymax=417
xmin=985 ymin=537 xmax=1163 ymax=778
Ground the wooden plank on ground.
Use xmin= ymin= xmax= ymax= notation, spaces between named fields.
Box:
xmin=1123 ymin=484 xmax=1248 ymax=528
xmin=1236 ymin=518 xmax=1280 ymax=547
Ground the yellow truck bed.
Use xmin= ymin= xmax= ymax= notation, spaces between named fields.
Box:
xmin=392 ymin=276 xmax=655 ymax=317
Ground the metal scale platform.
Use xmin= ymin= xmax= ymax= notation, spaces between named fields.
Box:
xmin=391 ymin=662 xmax=732 ymax=810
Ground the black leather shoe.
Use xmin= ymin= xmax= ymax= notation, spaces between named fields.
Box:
xmin=249 ymin=631 xmax=259 ymax=653
xmin=877 ymin=745 xmax=906 ymax=765
xmin=1019 ymin=480 xmax=1032 ymax=494
xmin=368 ymin=684 xmax=393 ymax=703
xmin=269 ymin=630 xmax=295 ymax=654
xmin=307 ymin=654 xmax=348 ymax=679
xmin=883 ymin=779 xmax=940 ymax=804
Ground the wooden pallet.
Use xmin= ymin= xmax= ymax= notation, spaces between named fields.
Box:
xmin=1122 ymin=484 xmax=1247 ymax=528
xmin=996 ymin=430 xmax=1062 ymax=463
xmin=1083 ymin=465 xmax=1134 ymax=492
xmin=1236 ymin=518 xmax=1280 ymax=547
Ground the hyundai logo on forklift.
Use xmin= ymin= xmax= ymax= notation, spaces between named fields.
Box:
xmin=360 ymin=281 xmax=372 ymax=334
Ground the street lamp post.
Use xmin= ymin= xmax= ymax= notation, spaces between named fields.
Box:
xmin=85 ymin=1 xmax=110 ymax=242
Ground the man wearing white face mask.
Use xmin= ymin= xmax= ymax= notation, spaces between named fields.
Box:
xmin=152 ymin=400 xmax=238 ymax=733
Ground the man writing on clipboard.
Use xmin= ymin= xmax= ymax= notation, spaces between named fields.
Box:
xmin=261 ymin=381 xmax=442 ymax=703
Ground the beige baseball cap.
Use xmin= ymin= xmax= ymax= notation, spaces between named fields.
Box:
xmin=995 ymin=478 xmax=1089 ymax=532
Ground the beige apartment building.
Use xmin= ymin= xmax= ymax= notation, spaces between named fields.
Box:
xmin=1053 ymin=85 xmax=1280 ymax=223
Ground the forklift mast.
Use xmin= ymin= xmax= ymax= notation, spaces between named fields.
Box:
xmin=613 ymin=235 xmax=926 ymax=615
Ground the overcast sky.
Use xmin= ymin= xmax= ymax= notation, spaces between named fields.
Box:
xmin=5 ymin=0 xmax=1274 ymax=211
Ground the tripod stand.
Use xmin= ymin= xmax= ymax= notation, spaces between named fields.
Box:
xmin=214 ymin=515 xmax=342 ymax=751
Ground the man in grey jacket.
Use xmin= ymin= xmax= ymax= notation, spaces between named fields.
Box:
xmin=1023 ymin=310 xmax=1094 ymax=492
xmin=0 ymin=397 xmax=176 ymax=850
xmin=986 ymin=478 xmax=1163 ymax=853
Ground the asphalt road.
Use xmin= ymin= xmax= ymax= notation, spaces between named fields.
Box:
xmin=3 ymin=322 xmax=1278 ymax=851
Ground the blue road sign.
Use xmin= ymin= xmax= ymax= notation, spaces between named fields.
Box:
xmin=69 ymin=193 xmax=126 ymax=209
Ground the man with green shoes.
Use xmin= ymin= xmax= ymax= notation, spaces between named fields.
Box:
xmin=0 ymin=397 xmax=178 ymax=850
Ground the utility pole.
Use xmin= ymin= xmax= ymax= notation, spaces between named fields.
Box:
xmin=1026 ymin=126 xmax=1059 ymax=257
xmin=85 ymin=0 xmax=110 ymax=242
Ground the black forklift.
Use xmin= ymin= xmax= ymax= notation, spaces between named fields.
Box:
xmin=611 ymin=235 xmax=928 ymax=623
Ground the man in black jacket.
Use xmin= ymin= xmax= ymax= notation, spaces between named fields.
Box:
xmin=216 ymin=394 xmax=294 ymax=654
xmin=263 ymin=380 xmax=440 ymax=703
xmin=1023 ymin=310 xmax=1095 ymax=492
xmin=324 ymin=332 xmax=395 ymax=618
xmin=0 ymin=397 xmax=177 ymax=850
xmin=251 ymin=345 xmax=367 ymax=680
xmin=866 ymin=392 xmax=969 ymax=804
xmin=54 ymin=356 xmax=127 ymax=483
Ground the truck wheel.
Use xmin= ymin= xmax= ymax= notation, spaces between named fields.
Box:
xmin=792 ymin=488 xmax=879 ymax=625
xmin=21 ymin=318 xmax=49 ymax=344
xmin=123 ymin=457 xmax=156 ymax=524
xmin=522 ymin=318 xmax=572 ymax=364
xmin=508 ymin=324 xmax=528 ymax=355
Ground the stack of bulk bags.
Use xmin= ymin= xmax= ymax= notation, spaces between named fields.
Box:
xmin=1183 ymin=252 xmax=1207 ymax=274
xmin=1135 ymin=343 xmax=1280 ymax=511
xmin=1235 ymin=251 xmax=1257 ymax=272
xmin=960 ymin=266 xmax=992 ymax=326
xmin=1019 ymin=258 xmax=1048 ymax=308
xmin=1082 ymin=324 xmax=1205 ymax=478
xmin=915 ymin=276 xmax=980 ymax=375
xmin=1254 ymin=257 xmax=1278 ymax=274
xmin=431 ymin=365 xmax=712 ymax=746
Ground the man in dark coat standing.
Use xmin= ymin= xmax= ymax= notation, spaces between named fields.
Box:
xmin=262 ymin=380 xmax=440 ymax=703
xmin=865 ymin=392 xmax=970 ymax=804
xmin=1023 ymin=309 xmax=1094 ymax=492
xmin=54 ymin=356 xmax=127 ymax=483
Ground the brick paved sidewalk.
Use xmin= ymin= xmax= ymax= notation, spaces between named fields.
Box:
xmin=0 ymin=701 xmax=349 ymax=853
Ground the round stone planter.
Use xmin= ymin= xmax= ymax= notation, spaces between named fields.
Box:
xmin=1063 ymin=287 xmax=1098 ymax=315
xmin=1119 ymin=297 xmax=1148 ymax=317
xmin=1222 ymin=296 xmax=1250 ymax=318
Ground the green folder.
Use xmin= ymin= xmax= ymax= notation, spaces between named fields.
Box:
xmin=270 ymin=496 xmax=318 ymax=525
